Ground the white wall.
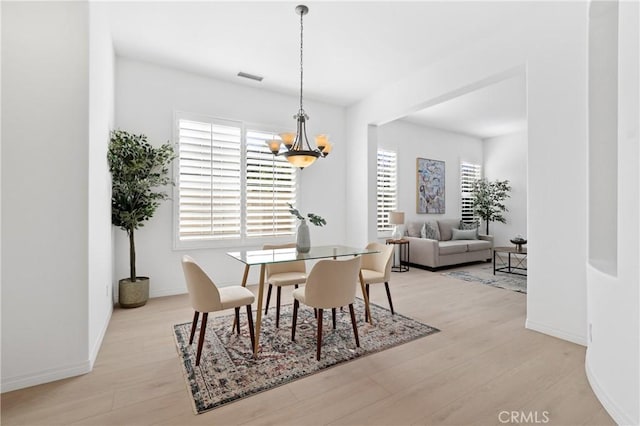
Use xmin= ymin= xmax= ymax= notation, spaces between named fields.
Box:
xmin=585 ymin=2 xmax=639 ymax=425
xmin=378 ymin=120 xmax=483 ymax=226
xmin=88 ymin=2 xmax=115 ymax=367
xmin=587 ymin=1 xmax=618 ymax=275
xmin=346 ymin=2 xmax=588 ymax=345
xmin=1 ymin=2 xmax=91 ymax=391
xmin=483 ymin=131 xmax=528 ymax=245
xmin=115 ymin=58 xmax=347 ymax=297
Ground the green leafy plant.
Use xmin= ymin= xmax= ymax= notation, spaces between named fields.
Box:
xmin=108 ymin=130 xmax=175 ymax=282
xmin=287 ymin=203 xmax=326 ymax=227
xmin=471 ymin=178 xmax=512 ymax=235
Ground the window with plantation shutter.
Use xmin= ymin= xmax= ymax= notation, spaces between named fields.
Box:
xmin=377 ymin=149 xmax=397 ymax=233
xmin=175 ymin=113 xmax=298 ymax=246
xmin=460 ymin=162 xmax=482 ymax=224
xmin=245 ymin=129 xmax=297 ymax=237
xmin=178 ymin=118 xmax=242 ymax=241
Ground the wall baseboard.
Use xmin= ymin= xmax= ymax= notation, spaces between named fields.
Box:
xmin=586 ymin=351 xmax=636 ymax=426
xmin=149 ymin=286 xmax=187 ymax=299
xmin=1 ymin=361 xmax=91 ymax=393
xmin=525 ymin=319 xmax=588 ymax=346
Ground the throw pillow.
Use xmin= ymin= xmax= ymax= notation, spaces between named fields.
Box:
xmin=420 ymin=223 xmax=427 ymax=238
xmin=423 ymin=221 xmax=439 ymax=240
xmin=451 ymin=228 xmax=478 ymax=240
xmin=406 ymin=221 xmax=423 ymax=238
xmin=459 ymin=220 xmax=479 ymax=237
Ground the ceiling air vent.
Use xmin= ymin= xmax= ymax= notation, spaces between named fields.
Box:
xmin=237 ymin=71 xmax=263 ymax=82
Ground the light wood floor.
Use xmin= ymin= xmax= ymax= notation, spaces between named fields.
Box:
xmin=1 ymin=264 xmax=614 ymax=426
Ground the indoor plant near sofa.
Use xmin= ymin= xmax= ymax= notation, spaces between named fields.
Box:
xmin=471 ymin=178 xmax=511 ymax=234
xmin=108 ymin=130 xmax=175 ymax=308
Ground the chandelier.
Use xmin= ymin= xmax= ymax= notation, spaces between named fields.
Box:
xmin=266 ymin=4 xmax=332 ymax=169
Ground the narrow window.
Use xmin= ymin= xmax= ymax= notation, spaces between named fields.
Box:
xmin=460 ymin=162 xmax=482 ymax=224
xmin=377 ymin=149 xmax=397 ymax=233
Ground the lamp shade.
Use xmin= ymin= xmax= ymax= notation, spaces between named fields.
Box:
xmin=389 ymin=211 xmax=405 ymax=225
xmin=284 ymin=152 xmax=318 ymax=169
xmin=321 ymin=141 xmax=333 ymax=157
xmin=279 ymin=132 xmax=296 ymax=148
xmin=315 ymin=134 xmax=329 ymax=150
xmin=266 ymin=139 xmax=282 ymax=155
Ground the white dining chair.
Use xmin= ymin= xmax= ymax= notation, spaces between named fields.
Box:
xmin=181 ymin=255 xmax=255 ymax=366
xmin=360 ymin=242 xmax=395 ymax=319
xmin=263 ymin=243 xmax=307 ymax=328
xmin=291 ymin=256 xmax=362 ymax=361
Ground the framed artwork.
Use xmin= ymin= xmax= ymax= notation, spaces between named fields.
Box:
xmin=416 ymin=158 xmax=445 ymax=214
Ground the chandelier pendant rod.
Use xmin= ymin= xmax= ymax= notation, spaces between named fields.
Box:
xmin=299 ymin=6 xmax=305 ymax=116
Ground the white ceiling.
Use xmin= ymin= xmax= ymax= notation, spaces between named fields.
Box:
xmin=106 ymin=1 xmax=531 ymax=138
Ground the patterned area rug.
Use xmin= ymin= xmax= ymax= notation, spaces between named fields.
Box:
xmin=442 ymin=265 xmax=527 ymax=294
xmin=173 ymin=299 xmax=439 ymax=414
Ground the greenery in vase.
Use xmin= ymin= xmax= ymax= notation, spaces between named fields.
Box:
xmin=471 ymin=178 xmax=511 ymax=235
xmin=287 ymin=203 xmax=326 ymax=227
xmin=108 ymin=130 xmax=175 ymax=282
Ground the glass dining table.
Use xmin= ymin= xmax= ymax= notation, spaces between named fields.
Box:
xmin=227 ymin=245 xmax=379 ymax=357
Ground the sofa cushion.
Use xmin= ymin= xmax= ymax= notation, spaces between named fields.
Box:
xmin=451 ymin=228 xmax=478 ymax=240
xmin=421 ymin=221 xmax=440 ymax=240
xmin=437 ymin=219 xmax=461 ymax=241
xmin=459 ymin=220 xmax=479 ymax=237
xmin=438 ymin=240 xmax=469 ymax=255
xmin=466 ymin=240 xmax=492 ymax=252
xmin=406 ymin=221 xmax=423 ymax=238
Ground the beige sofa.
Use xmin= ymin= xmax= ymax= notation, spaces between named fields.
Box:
xmin=404 ymin=218 xmax=493 ymax=270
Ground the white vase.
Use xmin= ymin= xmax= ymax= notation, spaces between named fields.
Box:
xmin=296 ymin=219 xmax=311 ymax=253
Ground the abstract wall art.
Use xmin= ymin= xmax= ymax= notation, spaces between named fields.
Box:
xmin=416 ymin=158 xmax=445 ymax=214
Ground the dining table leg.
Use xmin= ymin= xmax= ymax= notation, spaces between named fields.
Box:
xmin=359 ymin=270 xmax=373 ymax=324
xmin=253 ymin=264 xmax=266 ymax=358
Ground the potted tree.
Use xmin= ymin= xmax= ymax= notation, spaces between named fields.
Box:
xmin=471 ymin=178 xmax=511 ymax=235
xmin=108 ymin=130 xmax=175 ymax=308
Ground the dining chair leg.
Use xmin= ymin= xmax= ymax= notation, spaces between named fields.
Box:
xmin=189 ymin=311 xmax=200 ymax=345
xmin=292 ymin=299 xmax=299 ymax=341
xmin=365 ymin=284 xmax=370 ymax=322
xmin=246 ymin=304 xmax=255 ymax=352
xmin=195 ymin=312 xmax=208 ymax=366
xmin=235 ymin=307 xmax=241 ymax=334
xmin=385 ymin=282 xmax=395 ymax=315
xmin=332 ymin=308 xmax=337 ymax=329
xmin=316 ymin=308 xmax=324 ymax=361
xmin=265 ymin=284 xmax=273 ymax=315
xmin=349 ymin=304 xmax=360 ymax=348
xmin=276 ymin=286 xmax=282 ymax=328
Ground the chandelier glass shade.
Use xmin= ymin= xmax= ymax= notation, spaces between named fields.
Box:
xmin=266 ymin=4 xmax=331 ymax=169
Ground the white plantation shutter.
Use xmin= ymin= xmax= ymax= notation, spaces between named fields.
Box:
xmin=245 ymin=130 xmax=297 ymax=237
xmin=178 ymin=118 xmax=242 ymax=240
xmin=377 ymin=149 xmax=397 ymax=232
xmin=460 ymin=162 xmax=482 ymax=224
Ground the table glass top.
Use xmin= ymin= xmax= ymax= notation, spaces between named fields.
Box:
xmin=494 ymin=246 xmax=527 ymax=254
xmin=227 ymin=245 xmax=378 ymax=265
